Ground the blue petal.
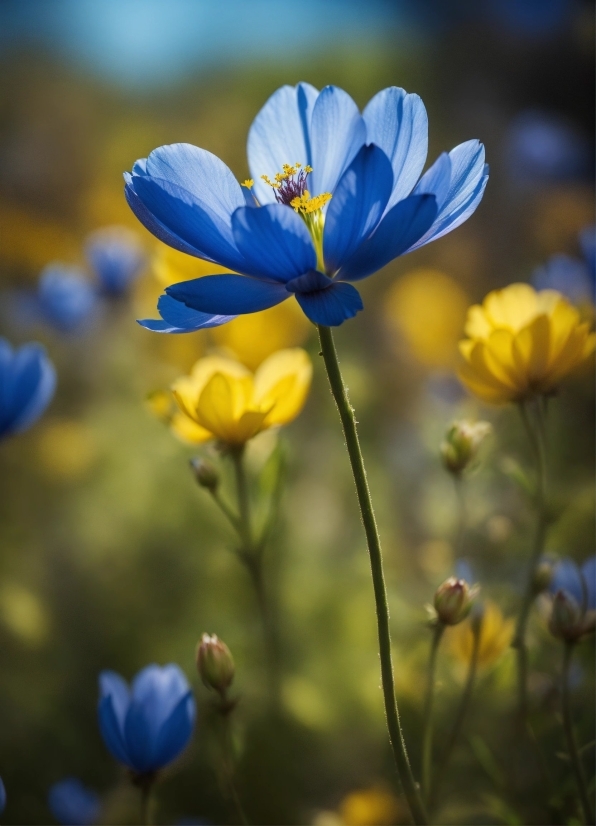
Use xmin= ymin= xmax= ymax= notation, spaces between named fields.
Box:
xmin=124 ymin=700 xmax=157 ymax=774
xmin=154 ymin=691 xmax=196 ymax=769
xmin=582 ymin=556 xmax=596 ymax=611
xmin=48 ymin=778 xmax=101 ymax=826
xmin=286 ymin=272 xmax=363 ymax=326
xmin=85 ymin=227 xmax=146 ymax=296
xmin=99 ymin=670 xmax=130 ymax=727
xmin=232 ymin=204 xmax=316 ymax=282
xmin=550 ymin=559 xmax=583 ymax=604
xmin=1 ymin=343 xmax=56 ymax=437
xmin=0 ymin=778 xmax=5 ymax=815
xmin=532 ymin=254 xmax=592 ymax=304
xmin=337 ymin=194 xmax=438 ymax=281
xmin=309 ymin=86 xmax=366 ymax=198
xmin=363 ymin=87 xmax=428 ymax=210
xmin=129 ymin=175 xmax=248 ymax=274
xmin=131 ymin=663 xmax=190 ymax=729
xmin=167 ymin=275 xmax=287 ymax=315
xmin=579 ymin=225 xmax=596 ymax=288
xmin=98 ymin=696 xmax=131 ymax=767
xmin=323 ymin=144 xmax=393 ymax=274
xmin=247 ymin=82 xmax=319 ymax=206
xmin=138 ymin=295 xmax=236 ymax=334
xmin=408 ymin=140 xmax=488 ymax=251
xmin=38 ymin=265 xmax=98 ymax=333
xmin=125 ymin=179 xmax=205 ymax=259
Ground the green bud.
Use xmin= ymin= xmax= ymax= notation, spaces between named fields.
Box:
xmin=434 ymin=577 xmax=479 ymax=626
xmin=196 ymin=633 xmax=235 ymax=694
xmin=190 ymin=457 xmax=219 ymax=491
xmin=441 ymin=420 xmax=492 ymax=476
xmin=532 ymin=560 xmax=553 ymax=595
xmin=548 ymin=591 xmax=582 ymax=641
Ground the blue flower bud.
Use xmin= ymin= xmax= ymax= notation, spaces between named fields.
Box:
xmin=0 ymin=339 xmax=56 ymax=440
xmin=48 ymin=778 xmax=100 ymax=826
xmin=98 ymin=664 xmax=196 ymax=777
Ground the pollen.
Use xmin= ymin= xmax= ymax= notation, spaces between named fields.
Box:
xmin=290 ymin=191 xmax=333 ymax=215
xmin=241 ymin=179 xmax=254 ymax=189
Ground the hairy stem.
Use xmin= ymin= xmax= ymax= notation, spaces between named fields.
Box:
xmin=317 ymin=324 xmax=427 ymax=826
xmin=562 ymin=642 xmax=595 ymax=824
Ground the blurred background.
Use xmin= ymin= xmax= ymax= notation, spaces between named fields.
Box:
xmin=0 ymin=1 xmax=594 ymax=823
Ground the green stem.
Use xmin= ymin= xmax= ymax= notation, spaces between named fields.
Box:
xmin=230 ymin=448 xmax=281 ymax=707
xmin=209 ymin=488 xmax=241 ymax=534
xmin=317 ymin=324 xmax=428 ymax=826
xmin=139 ymin=782 xmax=153 ymax=826
xmin=562 ymin=642 xmax=595 ymax=824
xmin=422 ymin=624 xmax=445 ymax=802
xmin=513 ymin=399 xmax=548 ymax=721
xmin=430 ymin=621 xmax=480 ymax=810
xmin=219 ymin=708 xmax=250 ymax=825
xmin=453 ymin=476 xmax=466 ymax=558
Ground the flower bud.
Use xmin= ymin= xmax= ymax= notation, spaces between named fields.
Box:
xmin=196 ymin=633 xmax=235 ymax=694
xmin=440 ymin=420 xmax=492 ymax=476
xmin=434 ymin=577 xmax=479 ymax=626
xmin=190 ymin=457 xmax=219 ymax=491
xmin=532 ymin=559 xmax=553 ymax=595
xmin=548 ymin=591 xmax=582 ymax=641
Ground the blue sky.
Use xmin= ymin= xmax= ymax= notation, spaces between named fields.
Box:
xmin=0 ymin=0 xmax=404 ymax=89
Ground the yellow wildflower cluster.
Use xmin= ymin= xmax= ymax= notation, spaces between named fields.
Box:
xmin=459 ymin=283 xmax=595 ymax=404
xmin=166 ymin=349 xmax=312 ymax=447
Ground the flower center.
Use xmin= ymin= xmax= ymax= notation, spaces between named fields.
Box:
xmin=257 ymin=163 xmax=331 ymax=271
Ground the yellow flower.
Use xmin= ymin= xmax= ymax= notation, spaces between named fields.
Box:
xmin=170 ymin=349 xmax=312 ymax=446
xmin=151 ymin=244 xmax=310 ymax=370
xmin=459 ymin=283 xmax=595 ymax=404
xmin=448 ymin=600 xmax=514 ymax=669
xmin=384 ymin=269 xmax=470 ymax=369
xmin=338 ymin=786 xmax=402 ymax=826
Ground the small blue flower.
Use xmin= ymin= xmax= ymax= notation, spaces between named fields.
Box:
xmin=86 ymin=226 xmax=146 ymax=297
xmin=127 ymin=83 xmax=488 ymax=330
xmin=98 ymin=664 xmax=196 ymax=776
xmin=0 ymin=777 xmax=5 ymax=815
xmin=38 ymin=265 xmax=98 ymax=334
xmin=504 ymin=111 xmax=590 ymax=186
xmin=0 ymin=338 xmax=56 ymax=439
xmin=532 ymin=226 xmax=596 ymax=303
xmin=48 ymin=778 xmax=100 ymax=826
xmin=550 ymin=556 xmax=596 ymax=610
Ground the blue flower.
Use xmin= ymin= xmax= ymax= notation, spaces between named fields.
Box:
xmin=0 ymin=777 xmax=5 ymax=815
xmin=48 ymin=778 xmax=100 ymax=826
xmin=98 ymin=664 xmax=196 ymax=776
xmin=504 ymin=111 xmax=590 ymax=186
xmin=532 ymin=226 xmax=596 ymax=304
xmin=86 ymin=226 xmax=146 ymax=297
xmin=127 ymin=84 xmax=488 ymax=330
xmin=550 ymin=556 xmax=596 ymax=610
xmin=0 ymin=339 xmax=56 ymax=439
xmin=38 ymin=265 xmax=98 ymax=334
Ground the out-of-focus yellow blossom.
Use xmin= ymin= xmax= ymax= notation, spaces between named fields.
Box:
xmin=0 ymin=203 xmax=78 ymax=272
xmin=458 ymin=283 xmax=595 ymax=404
xmin=36 ymin=419 xmax=98 ymax=480
xmin=384 ymin=269 xmax=470 ymax=368
xmin=212 ymin=302 xmax=310 ymax=370
xmin=338 ymin=785 xmax=402 ymax=826
xmin=153 ymin=245 xmax=310 ymax=369
xmin=0 ymin=584 xmax=49 ymax=646
xmin=170 ymin=349 xmax=312 ymax=447
xmin=448 ymin=600 xmax=514 ymax=669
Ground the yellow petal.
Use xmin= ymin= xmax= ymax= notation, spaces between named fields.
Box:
xmin=195 ymin=372 xmax=256 ymax=445
xmin=483 ymin=283 xmax=539 ymax=332
xmin=458 ymin=362 xmax=516 ymax=404
xmin=512 ymin=314 xmax=551 ymax=383
xmin=464 ymin=304 xmax=492 ymax=340
xmin=170 ymin=412 xmax=212 ymax=444
xmin=189 ymin=355 xmax=250 ymax=394
xmin=254 ymin=348 xmax=313 ymax=427
xmin=483 ymin=329 xmax=526 ymax=387
xmin=171 ymin=376 xmax=202 ymax=422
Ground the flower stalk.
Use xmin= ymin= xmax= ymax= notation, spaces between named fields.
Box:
xmin=317 ymin=324 xmax=427 ymax=826
xmin=421 ymin=624 xmax=445 ymax=802
xmin=513 ymin=399 xmax=548 ymax=722
xmin=562 ymin=642 xmax=594 ymax=825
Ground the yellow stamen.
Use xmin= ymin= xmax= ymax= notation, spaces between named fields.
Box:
xmin=290 ymin=191 xmax=333 ymax=215
xmin=241 ymin=179 xmax=254 ymax=189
